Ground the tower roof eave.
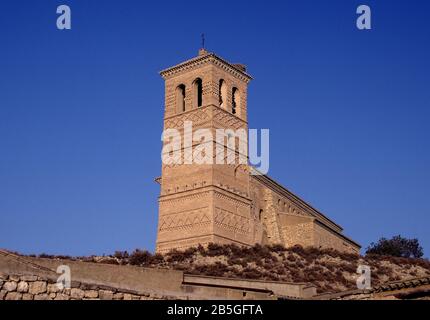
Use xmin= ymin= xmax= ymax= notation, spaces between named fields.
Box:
xmin=159 ymin=52 xmax=253 ymax=82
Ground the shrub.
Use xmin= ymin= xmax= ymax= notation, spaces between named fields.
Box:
xmin=55 ymin=255 xmax=74 ymax=260
xmin=173 ymin=264 xmax=191 ymax=272
xmin=269 ymin=244 xmax=287 ymax=253
xmin=204 ymin=243 xmax=229 ymax=257
xmin=410 ymin=270 xmax=418 ymax=276
xmin=366 ymin=235 xmax=424 ymax=258
xmin=251 ymin=244 xmax=272 ymax=259
xmin=81 ymin=256 xmax=96 ymax=263
xmin=325 ymin=262 xmax=336 ymax=272
xmin=286 ymin=254 xmax=296 ymax=262
xmin=273 ymin=266 xmax=287 ymax=275
xmin=100 ymin=258 xmax=119 ymax=265
xmin=196 ymin=244 xmax=206 ymax=255
xmin=152 ymin=253 xmax=164 ymax=264
xmin=289 ymin=270 xmax=304 ymax=282
xmin=165 ymin=249 xmax=188 ymax=263
xmin=227 ymin=257 xmax=247 ymax=268
xmin=192 ymin=262 xmax=229 ymax=277
xmin=242 ymin=267 xmax=263 ymax=279
xmin=340 ymin=263 xmax=357 ymax=274
xmin=114 ymin=250 xmax=129 ymax=260
xmin=335 ymin=269 xmax=343 ymax=277
xmin=289 ymin=245 xmax=305 ymax=256
xmin=129 ymin=249 xmax=153 ymax=266
xmin=414 ymin=258 xmax=430 ymax=270
xmin=229 ymin=244 xmax=249 ymax=259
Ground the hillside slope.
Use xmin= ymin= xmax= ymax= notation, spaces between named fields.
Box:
xmin=30 ymin=244 xmax=430 ymax=294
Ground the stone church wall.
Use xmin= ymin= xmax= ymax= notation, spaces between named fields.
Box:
xmin=279 ymin=214 xmax=315 ymax=248
xmin=251 ymin=176 xmax=360 ymax=253
xmin=313 ymin=223 xmax=358 ymax=253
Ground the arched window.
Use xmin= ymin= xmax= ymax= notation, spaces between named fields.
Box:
xmin=193 ymin=78 xmax=203 ymax=108
xmin=232 ymin=87 xmax=240 ymax=115
xmin=176 ymin=84 xmax=186 ymax=113
xmin=259 ymin=209 xmax=263 ymax=220
xmin=219 ymin=79 xmax=227 ymax=109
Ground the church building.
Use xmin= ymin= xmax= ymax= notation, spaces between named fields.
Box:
xmin=155 ymin=49 xmax=360 ymax=254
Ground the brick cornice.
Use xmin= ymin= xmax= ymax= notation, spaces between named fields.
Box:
xmin=160 ymin=53 xmax=253 ymax=83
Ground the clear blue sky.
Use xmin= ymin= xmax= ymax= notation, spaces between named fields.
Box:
xmin=1 ymin=0 xmax=429 ymax=257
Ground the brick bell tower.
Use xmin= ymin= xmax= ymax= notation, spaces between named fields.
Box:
xmin=156 ymin=49 xmax=262 ymax=253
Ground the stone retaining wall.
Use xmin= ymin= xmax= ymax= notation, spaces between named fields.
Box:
xmin=0 ymin=251 xmax=316 ymax=300
xmin=0 ymin=273 xmax=172 ymax=300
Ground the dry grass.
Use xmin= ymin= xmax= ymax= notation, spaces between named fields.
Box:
xmin=27 ymin=243 xmax=430 ymax=294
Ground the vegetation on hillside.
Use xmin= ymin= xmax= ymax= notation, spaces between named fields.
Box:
xmin=29 ymin=243 xmax=430 ymax=294
xmin=366 ymin=235 xmax=424 ymax=258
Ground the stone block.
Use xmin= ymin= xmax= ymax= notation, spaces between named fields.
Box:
xmin=3 ymin=281 xmax=17 ymax=292
xmin=113 ymin=293 xmax=124 ymax=300
xmin=123 ymin=293 xmax=133 ymax=300
xmin=29 ymin=281 xmax=47 ymax=295
xmin=34 ymin=293 xmax=50 ymax=300
xmin=84 ymin=290 xmax=99 ymax=299
xmin=70 ymin=288 xmax=85 ymax=299
xmin=22 ymin=293 xmax=34 ymax=300
xmin=54 ymin=293 xmax=70 ymax=300
xmin=98 ymin=290 xmax=114 ymax=300
xmin=47 ymin=283 xmax=60 ymax=293
xmin=17 ymin=281 xmax=29 ymax=293
xmin=5 ymin=292 xmax=22 ymax=300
